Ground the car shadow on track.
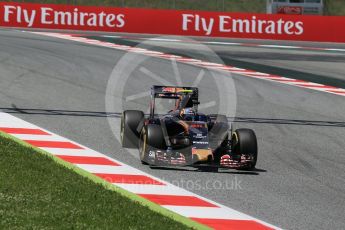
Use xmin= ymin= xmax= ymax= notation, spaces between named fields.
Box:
xmin=2 ymin=106 xmax=345 ymax=128
xmin=149 ymin=166 xmax=266 ymax=175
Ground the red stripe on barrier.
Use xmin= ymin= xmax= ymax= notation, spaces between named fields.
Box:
xmin=95 ymin=173 xmax=165 ymax=185
xmin=138 ymin=194 xmax=218 ymax=207
xmin=56 ymin=155 xmax=121 ymax=166
xmin=0 ymin=127 xmax=50 ymax=135
xmin=24 ymin=140 xmax=83 ymax=149
xmin=191 ymin=218 xmax=274 ymax=230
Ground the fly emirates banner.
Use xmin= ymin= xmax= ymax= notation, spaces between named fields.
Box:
xmin=1 ymin=2 xmax=344 ymax=42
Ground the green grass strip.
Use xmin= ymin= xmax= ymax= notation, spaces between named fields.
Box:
xmin=0 ymin=131 xmax=210 ymax=230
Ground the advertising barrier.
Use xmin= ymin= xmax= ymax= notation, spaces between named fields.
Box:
xmin=0 ymin=2 xmax=345 ymax=42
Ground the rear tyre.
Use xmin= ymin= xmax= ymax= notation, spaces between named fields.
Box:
xmin=232 ymin=129 xmax=258 ymax=170
xmin=139 ymin=124 xmax=166 ymax=164
xmin=121 ymin=110 xmax=144 ymax=148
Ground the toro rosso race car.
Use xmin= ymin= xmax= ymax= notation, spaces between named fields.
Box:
xmin=121 ymin=86 xmax=258 ymax=171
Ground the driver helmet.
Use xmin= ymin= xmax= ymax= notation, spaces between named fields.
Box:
xmin=180 ymin=107 xmax=196 ymax=121
xmin=183 ymin=107 xmax=195 ymax=115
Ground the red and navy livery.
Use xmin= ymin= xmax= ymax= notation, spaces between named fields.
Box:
xmin=120 ymin=85 xmax=258 ymax=171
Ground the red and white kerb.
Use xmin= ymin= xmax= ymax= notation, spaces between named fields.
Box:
xmin=0 ymin=112 xmax=278 ymax=230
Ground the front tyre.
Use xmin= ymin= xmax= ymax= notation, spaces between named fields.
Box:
xmin=121 ymin=110 xmax=144 ymax=148
xmin=232 ymin=129 xmax=258 ymax=170
xmin=139 ymin=124 xmax=166 ymax=164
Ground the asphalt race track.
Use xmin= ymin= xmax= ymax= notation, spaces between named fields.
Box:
xmin=1 ymin=29 xmax=345 ymax=229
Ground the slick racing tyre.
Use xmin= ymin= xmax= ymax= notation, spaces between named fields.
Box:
xmin=121 ymin=110 xmax=144 ymax=148
xmin=232 ymin=129 xmax=258 ymax=170
xmin=139 ymin=124 xmax=166 ymax=164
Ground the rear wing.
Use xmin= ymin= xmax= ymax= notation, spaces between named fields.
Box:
xmin=151 ymin=86 xmax=198 ymax=99
xmin=150 ymin=86 xmax=199 ymax=118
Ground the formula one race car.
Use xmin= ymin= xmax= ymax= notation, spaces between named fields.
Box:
xmin=120 ymin=86 xmax=257 ymax=171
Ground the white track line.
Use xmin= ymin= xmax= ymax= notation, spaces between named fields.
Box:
xmin=76 ymin=164 xmax=144 ymax=175
xmin=149 ymin=38 xmax=181 ymax=42
xmin=42 ymin=148 xmax=105 ymax=157
xmin=259 ymin=45 xmax=299 ymax=49
xmin=163 ymin=206 xmax=253 ymax=220
xmin=115 ymin=184 xmax=193 ymax=196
